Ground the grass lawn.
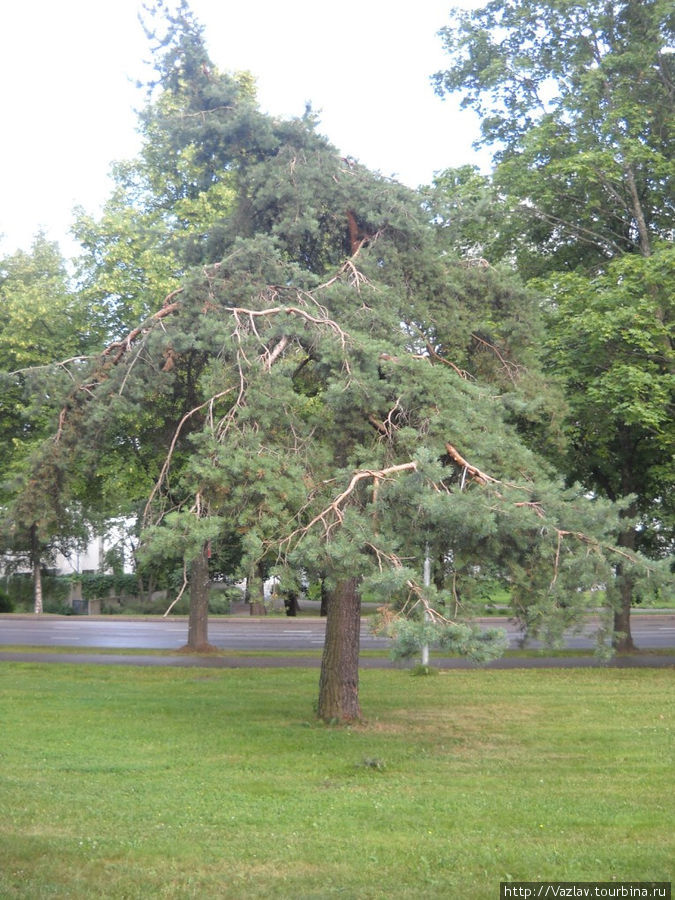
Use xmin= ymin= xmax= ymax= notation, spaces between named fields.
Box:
xmin=0 ymin=664 xmax=672 ymax=899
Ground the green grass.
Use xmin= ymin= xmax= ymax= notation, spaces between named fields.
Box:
xmin=1 ymin=644 xmax=674 ymax=659
xmin=0 ymin=665 xmax=672 ymax=899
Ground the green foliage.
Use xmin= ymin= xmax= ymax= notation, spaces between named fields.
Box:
xmin=77 ymin=572 xmax=140 ymax=601
xmin=3 ymin=574 xmax=70 ymax=610
xmin=434 ymin=0 xmax=674 ymax=272
xmin=139 ymin=511 xmax=227 ymax=568
xmin=378 ymin=616 xmax=509 ymax=663
xmin=0 ymin=235 xmax=102 ymax=601
xmin=0 ymin=234 xmax=90 ymax=490
xmin=542 ymin=245 xmax=674 ymax=554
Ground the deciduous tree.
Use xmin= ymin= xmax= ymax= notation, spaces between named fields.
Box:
xmin=434 ymin=0 xmax=674 ymax=646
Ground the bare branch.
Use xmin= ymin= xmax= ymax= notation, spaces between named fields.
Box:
xmin=225 ymin=304 xmax=350 ymax=349
xmin=425 ymin=341 xmax=471 ymax=379
xmin=262 ymin=334 xmax=290 ymax=371
xmin=282 ymin=462 xmax=418 ymax=547
xmin=53 ymin=289 xmax=184 ymax=444
xmin=143 ymin=388 xmax=234 ymax=527
xmin=520 ymin=202 xmax=624 ymax=256
xmin=470 ymin=332 xmax=523 ymax=384
xmin=103 ymin=290 xmax=183 ymax=366
xmin=444 ymin=442 xmax=498 ymax=486
xmin=9 ymin=356 xmax=94 ymax=378
xmin=314 ymin=254 xmax=373 ymax=293
xmin=215 ymin=351 xmax=247 ymax=440
xmin=163 ymin=560 xmax=189 ymax=617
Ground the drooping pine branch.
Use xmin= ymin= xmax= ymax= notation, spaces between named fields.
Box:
xmin=53 ymin=289 xmax=184 ymax=443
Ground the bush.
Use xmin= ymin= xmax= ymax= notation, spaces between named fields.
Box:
xmin=3 ymin=574 xmax=71 ymax=611
xmin=0 ymin=590 xmax=15 ymax=613
xmin=209 ymin=585 xmax=242 ymax=615
xmin=43 ymin=598 xmax=75 ymax=616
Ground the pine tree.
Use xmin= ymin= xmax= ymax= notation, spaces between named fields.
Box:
xmin=13 ymin=1 xmax=661 ymax=717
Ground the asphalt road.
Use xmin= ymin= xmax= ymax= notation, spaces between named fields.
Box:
xmin=1 ymin=613 xmax=674 ymax=655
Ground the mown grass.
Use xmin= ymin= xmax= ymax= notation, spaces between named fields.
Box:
xmin=1 ymin=644 xmax=674 ymax=658
xmin=0 ymin=664 xmax=672 ymax=899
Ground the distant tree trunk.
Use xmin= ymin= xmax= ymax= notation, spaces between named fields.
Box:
xmin=138 ymin=571 xmax=154 ymax=606
xmin=284 ymin=590 xmax=300 ymax=616
xmin=613 ymin=528 xmax=636 ymax=653
xmin=30 ymin=524 xmax=43 ymax=615
xmin=184 ymin=545 xmax=215 ymax=651
xmin=317 ymin=577 xmax=361 ymax=722
xmin=247 ymin=563 xmax=266 ymax=616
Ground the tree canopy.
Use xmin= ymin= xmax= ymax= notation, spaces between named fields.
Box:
xmin=434 ymin=0 xmax=674 ymax=274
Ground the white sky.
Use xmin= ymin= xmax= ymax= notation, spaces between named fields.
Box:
xmin=1 ymin=0 xmax=487 ymax=257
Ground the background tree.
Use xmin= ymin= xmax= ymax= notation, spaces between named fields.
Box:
xmin=434 ymin=0 xmax=673 ymax=274
xmin=434 ymin=0 xmax=674 ymax=647
xmin=0 ymin=234 xmax=94 ymax=611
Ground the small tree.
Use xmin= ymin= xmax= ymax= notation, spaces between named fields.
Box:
xmin=0 ymin=235 xmax=95 ymax=612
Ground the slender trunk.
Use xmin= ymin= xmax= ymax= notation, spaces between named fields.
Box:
xmin=624 ymin=165 xmax=651 ymax=258
xmin=612 ymin=527 xmax=636 ymax=653
xmin=30 ymin=524 xmax=43 ymax=615
xmin=318 ymin=577 xmax=361 ymax=722
xmin=184 ymin=545 xmax=215 ymax=651
xmin=33 ymin=559 xmax=43 ymax=616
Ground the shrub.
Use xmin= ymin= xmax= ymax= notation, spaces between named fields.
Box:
xmin=43 ymin=598 xmax=75 ymax=615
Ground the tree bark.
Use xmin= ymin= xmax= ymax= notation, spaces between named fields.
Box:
xmin=612 ymin=528 xmax=636 ymax=653
xmin=317 ymin=577 xmax=361 ymax=722
xmin=184 ymin=545 xmax=215 ymax=651
xmin=30 ymin=524 xmax=43 ymax=615
xmin=624 ymin=165 xmax=651 ymax=258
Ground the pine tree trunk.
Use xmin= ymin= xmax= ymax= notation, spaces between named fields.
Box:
xmin=613 ymin=582 xmax=635 ymax=653
xmin=317 ymin=577 xmax=361 ymax=722
xmin=184 ymin=545 xmax=215 ymax=651
xmin=30 ymin=524 xmax=43 ymax=615
xmin=612 ymin=527 xmax=636 ymax=653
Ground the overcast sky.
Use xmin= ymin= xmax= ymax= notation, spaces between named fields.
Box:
xmin=1 ymin=0 xmax=487 ymax=256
